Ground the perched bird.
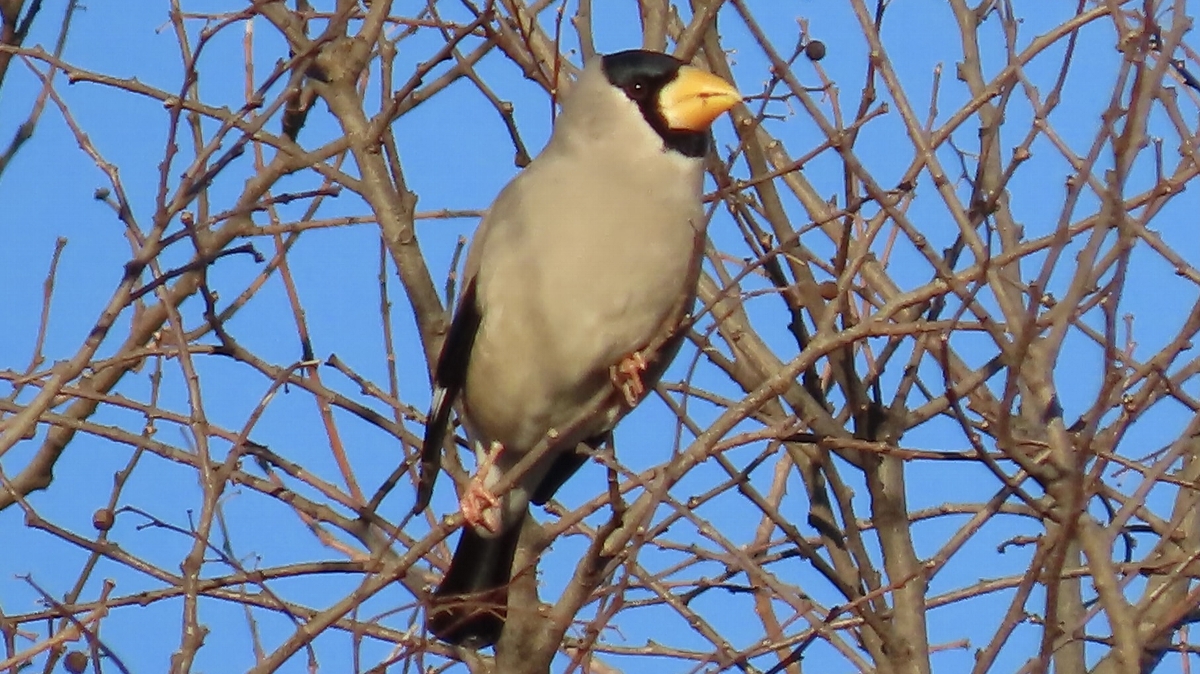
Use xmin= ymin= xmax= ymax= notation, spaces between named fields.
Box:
xmin=418 ymin=49 xmax=740 ymax=648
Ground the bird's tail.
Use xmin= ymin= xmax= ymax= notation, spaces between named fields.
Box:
xmin=427 ymin=522 xmax=523 ymax=647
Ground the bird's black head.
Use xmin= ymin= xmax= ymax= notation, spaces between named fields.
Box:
xmin=601 ymin=50 xmax=710 ymax=158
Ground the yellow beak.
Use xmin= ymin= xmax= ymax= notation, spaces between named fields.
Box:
xmin=658 ymin=66 xmax=742 ymax=131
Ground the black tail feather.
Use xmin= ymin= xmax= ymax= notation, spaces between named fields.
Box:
xmin=427 ymin=522 xmax=522 ymax=648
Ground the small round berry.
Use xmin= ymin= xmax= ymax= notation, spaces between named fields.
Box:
xmin=64 ymin=650 xmax=89 ymax=674
xmin=92 ymin=509 xmax=114 ymax=532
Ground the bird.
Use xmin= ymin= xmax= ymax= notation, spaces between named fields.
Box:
xmin=417 ymin=49 xmax=740 ymax=648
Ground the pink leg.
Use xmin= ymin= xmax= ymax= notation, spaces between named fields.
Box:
xmin=612 ymin=351 xmax=648 ymax=407
xmin=460 ymin=441 xmax=503 ymax=533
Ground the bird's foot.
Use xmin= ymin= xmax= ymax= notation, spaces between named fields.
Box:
xmin=612 ymin=351 xmax=648 ymax=407
xmin=460 ymin=441 xmax=503 ymax=533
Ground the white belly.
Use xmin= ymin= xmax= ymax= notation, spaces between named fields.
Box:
xmin=462 ymin=142 xmax=705 ymax=455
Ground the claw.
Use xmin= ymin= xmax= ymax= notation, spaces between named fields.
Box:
xmin=612 ymin=351 xmax=648 ymax=407
xmin=460 ymin=441 xmax=504 ymax=533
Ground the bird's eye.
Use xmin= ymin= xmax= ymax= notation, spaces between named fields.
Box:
xmin=625 ymin=78 xmax=649 ymax=99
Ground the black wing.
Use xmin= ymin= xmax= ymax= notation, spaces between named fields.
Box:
xmin=413 ymin=279 xmax=482 ymax=515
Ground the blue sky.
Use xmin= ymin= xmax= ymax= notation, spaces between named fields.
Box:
xmin=2 ymin=1 xmax=1199 ymax=672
